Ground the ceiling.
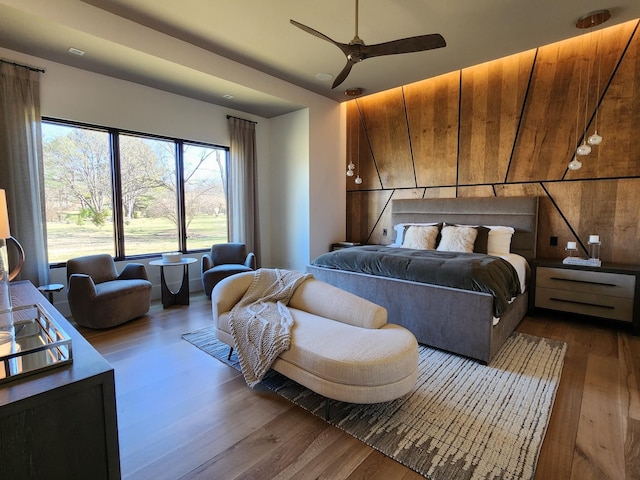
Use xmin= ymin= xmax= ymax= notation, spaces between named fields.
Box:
xmin=1 ymin=1 xmax=640 ymax=118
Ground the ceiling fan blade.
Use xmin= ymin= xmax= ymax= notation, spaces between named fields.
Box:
xmin=332 ymin=60 xmax=356 ymax=89
xmin=361 ymin=34 xmax=446 ymax=59
xmin=292 ymin=3 xmax=447 ymax=91
xmin=290 ymin=19 xmax=341 ymax=47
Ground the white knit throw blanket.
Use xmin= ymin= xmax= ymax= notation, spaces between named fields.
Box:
xmin=228 ymin=268 xmax=312 ymax=387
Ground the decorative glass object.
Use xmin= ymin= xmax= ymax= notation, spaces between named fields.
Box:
xmin=588 ymin=235 xmax=601 ymax=260
xmin=565 ymin=241 xmax=578 ymax=257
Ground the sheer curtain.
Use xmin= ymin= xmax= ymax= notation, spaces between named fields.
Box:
xmin=0 ymin=61 xmax=48 ymax=285
xmin=227 ymin=116 xmax=260 ymax=266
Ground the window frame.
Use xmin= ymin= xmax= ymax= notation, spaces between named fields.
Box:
xmin=42 ymin=117 xmax=229 ymax=267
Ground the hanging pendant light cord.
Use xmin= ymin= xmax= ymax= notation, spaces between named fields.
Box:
xmin=575 ymin=38 xmax=584 ymax=149
xmin=357 ymin=120 xmax=360 ymax=174
xmin=594 ymin=31 xmax=602 ymax=131
xmin=583 ymin=34 xmax=591 ymax=142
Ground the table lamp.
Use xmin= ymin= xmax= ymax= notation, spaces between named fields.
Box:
xmin=0 ymin=189 xmax=14 ymax=347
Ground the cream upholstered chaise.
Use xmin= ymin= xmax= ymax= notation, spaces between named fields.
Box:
xmin=211 ymin=271 xmax=418 ymax=404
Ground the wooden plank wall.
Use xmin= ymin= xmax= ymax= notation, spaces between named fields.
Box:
xmin=345 ymin=19 xmax=640 ymax=265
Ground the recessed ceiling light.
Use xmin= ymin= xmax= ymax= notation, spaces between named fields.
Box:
xmin=315 ymin=73 xmax=333 ymax=82
xmin=68 ymin=47 xmax=85 ymax=56
xmin=223 ymin=94 xmax=234 ymax=99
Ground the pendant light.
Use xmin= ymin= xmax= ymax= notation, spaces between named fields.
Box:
xmin=576 ymin=33 xmax=591 ymax=157
xmin=354 ymin=115 xmax=363 ymax=184
xmin=347 ymin=101 xmax=364 ymax=184
xmin=569 ymin=10 xmax=610 ymax=170
xmin=569 ymin=36 xmax=585 ymax=170
xmin=577 ymin=10 xmax=610 ymax=151
xmin=588 ymin=28 xmax=604 ymax=145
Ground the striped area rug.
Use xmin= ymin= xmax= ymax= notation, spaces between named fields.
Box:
xmin=182 ymin=328 xmax=566 ymax=480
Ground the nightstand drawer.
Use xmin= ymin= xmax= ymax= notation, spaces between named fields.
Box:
xmin=535 ymin=286 xmax=634 ymax=322
xmin=536 ymin=267 xmax=635 ymax=299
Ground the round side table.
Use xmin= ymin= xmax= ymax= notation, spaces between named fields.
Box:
xmin=149 ymin=258 xmax=197 ymax=309
xmin=38 ymin=283 xmax=65 ymax=304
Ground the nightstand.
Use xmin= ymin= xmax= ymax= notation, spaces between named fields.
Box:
xmin=531 ymin=259 xmax=640 ymax=334
xmin=331 ymin=242 xmax=362 ymax=251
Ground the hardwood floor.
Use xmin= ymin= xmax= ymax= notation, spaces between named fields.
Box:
xmin=78 ymin=293 xmax=639 ymax=479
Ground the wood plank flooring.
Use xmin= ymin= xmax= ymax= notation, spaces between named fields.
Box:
xmin=78 ymin=293 xmax=639 ymax=479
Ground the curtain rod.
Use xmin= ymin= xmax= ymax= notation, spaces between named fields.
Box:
xmin=226 ymin=114 xmax=257 ymax=124
xmin=0 ymin=58 xmax=45 ymax=74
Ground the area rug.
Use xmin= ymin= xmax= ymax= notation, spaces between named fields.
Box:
xmin=182 ymin=328 xmax=566 ymax=480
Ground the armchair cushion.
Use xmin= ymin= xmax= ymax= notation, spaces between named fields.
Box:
xmin=68 ymin=254 xmax=119 ymax=284
xmin=118 ymin=263 xmax=149 ymax=281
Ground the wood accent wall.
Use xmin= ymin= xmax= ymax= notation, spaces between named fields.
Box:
xmin=345 ymin=19 xmax=640 ymax=265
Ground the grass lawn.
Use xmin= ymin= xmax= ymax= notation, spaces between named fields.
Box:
xmin=47 ymin=214 xmax=228 ymax=263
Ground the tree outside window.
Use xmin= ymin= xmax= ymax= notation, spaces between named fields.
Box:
xmin=42 ymin=120 xmax=228 ymax=264
xmin=43 ymin=124 xmax=114 ymax=260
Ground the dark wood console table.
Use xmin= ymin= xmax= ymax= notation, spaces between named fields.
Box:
xmin=0 ymin=281 xmax=121 ymax=479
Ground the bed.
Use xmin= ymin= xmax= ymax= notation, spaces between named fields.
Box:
xmin=307 ymin=196 xmax=539 ymax=364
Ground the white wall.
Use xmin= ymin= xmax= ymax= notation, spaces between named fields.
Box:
xmin=266 ymin=106 xmax=345 ymax=270
xmin=308 ymin=103 xmax=346 ymax=261
xmin=0 ymin=47 xmax=345 ymax=315
xmin=268 ymin=109 xmax=310 ymax=271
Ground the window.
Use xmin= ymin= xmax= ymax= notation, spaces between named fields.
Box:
xmin=42 ymin=120 xmax=228 ymax=264
xmin=183 ymin=143 xmax=228 ymax=251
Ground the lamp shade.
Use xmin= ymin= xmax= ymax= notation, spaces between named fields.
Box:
xmin=0 ymin=190 xmax=10 ymax=239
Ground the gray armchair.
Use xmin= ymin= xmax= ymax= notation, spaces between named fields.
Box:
xmin=201 ymin=243 xmax=256 ymax=298
xmin=67 ymin=254 xmax=152 ymax=329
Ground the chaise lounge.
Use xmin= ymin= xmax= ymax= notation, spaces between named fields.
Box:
xmin=211 ymin=271 xmax=419 ymax=404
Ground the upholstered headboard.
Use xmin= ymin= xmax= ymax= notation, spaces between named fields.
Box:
xmin=391 ymin=197 xmax=539 ymax=261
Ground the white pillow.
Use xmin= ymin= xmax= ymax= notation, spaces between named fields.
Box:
xmin=393 ymin=222 xmax=438 ymax=245
xmin=486 ymin=226 xmax=515 ymax=254
xmin=401 ymin=225 xmax=440 ymax=250
xmin=436 ymin=225 xmax=478 ymax=253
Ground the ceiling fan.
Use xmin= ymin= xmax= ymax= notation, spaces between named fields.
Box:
xmin=290 ymin=0 xmax=446 ymax=89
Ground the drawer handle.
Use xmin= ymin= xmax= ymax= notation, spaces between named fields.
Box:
xmin=549 ymin=297 xmax=615 ymax=310
xmin=549 ymin=277 xmax=617 ymax=288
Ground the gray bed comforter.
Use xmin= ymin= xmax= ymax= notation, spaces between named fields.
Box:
xmin=311 ymin=245 xmax=521 ymax=317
